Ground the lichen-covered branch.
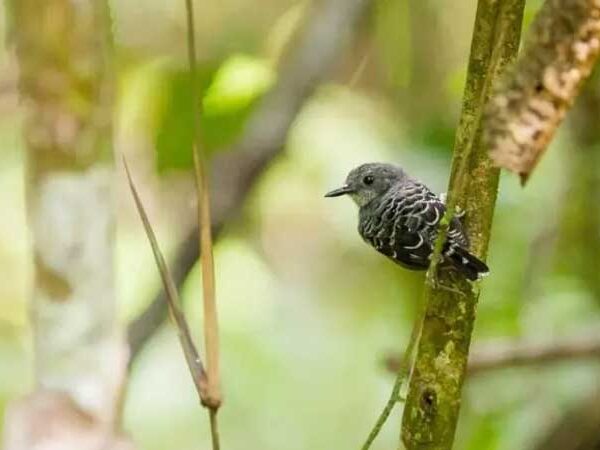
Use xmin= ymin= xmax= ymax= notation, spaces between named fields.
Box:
xmin=4 ymin=1 xmax=130 ymax=449
xmin=486 ymin=0 xmax=600 ymax=184
xmin=400 ymin=0 xmax=525 ymax=448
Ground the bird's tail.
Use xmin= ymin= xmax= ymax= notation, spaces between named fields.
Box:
xmin=445 ymin=246 xmax=489 ymax=281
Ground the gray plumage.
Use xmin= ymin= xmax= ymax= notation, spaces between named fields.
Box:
xmin=325 ymin=162 xmax=489 ymax=281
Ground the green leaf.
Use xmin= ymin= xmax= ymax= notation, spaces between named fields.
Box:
xmin=154 ymin=64 xmax=217 ymax=171
xmin=155 ymin=54 xmax=275 ymax=172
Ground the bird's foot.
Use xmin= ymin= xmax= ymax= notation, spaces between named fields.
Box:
xmin=454 ymin=205 xmax=465 ymax=219
xmin=439 ymin=192 xmax=465 ymax=219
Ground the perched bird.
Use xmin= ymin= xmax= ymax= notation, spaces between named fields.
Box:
xmin=325 ymin=163 xmax=489 ymax=281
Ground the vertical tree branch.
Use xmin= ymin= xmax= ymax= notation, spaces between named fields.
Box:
xmin=5 ymin=1 xmax=130 ymax=448
xmin=400 ymin=1 xmax=525 ymax=449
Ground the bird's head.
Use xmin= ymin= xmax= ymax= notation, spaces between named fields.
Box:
xmin=325 ymin=163 xmax=405 ymax=207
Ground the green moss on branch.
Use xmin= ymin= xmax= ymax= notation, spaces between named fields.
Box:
xmin=400 ymin=0 xmax=526 ymax=448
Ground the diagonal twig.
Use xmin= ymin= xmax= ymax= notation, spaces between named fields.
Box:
xmin=360 ymin=299 xmax=423 ymax=450
xmin=127 ymin=0 xmax=372 ymax=365
xmin=123 ymin=157 xmax=209 ymax=401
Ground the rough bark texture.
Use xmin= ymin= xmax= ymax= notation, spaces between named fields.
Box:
xmin=486 ymin=0 xmax=600 ymax=184
xmin=400 ymin=1 xmax=525 ymax=449
xmin=5 ymin=1 xmax=129 ymax=448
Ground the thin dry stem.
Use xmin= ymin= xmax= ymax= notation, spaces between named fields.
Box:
xmin=209 ymin=409 xmax=221 ymax=450
xmin=361 ymin=300 xmax=424 ymax=450
xmin=193 ymin=149 xmax=221 ymax=408
xmin=184 ymin=0 xmax=221 ymax=412
xmin=123 ymin=158 xmax=208 ymax=400
xmin=127 ymin=0 xmax=371 ymax=367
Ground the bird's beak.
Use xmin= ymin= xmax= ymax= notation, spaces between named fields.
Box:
xmin=324 ymin=185 xmax=354 ymax=198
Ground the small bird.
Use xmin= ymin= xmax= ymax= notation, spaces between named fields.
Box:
xmin=325 ymin=162 xmax=489 ymax=281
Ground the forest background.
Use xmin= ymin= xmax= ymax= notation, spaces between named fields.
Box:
xmin=0 ymin=0 xmax=599 ymax=449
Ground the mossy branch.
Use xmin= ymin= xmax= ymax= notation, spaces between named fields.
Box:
xmin=400 ymin=0 xmax=525 ymax=449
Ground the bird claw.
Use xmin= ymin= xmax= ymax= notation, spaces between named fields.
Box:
xmin=439 ymin=192 xmax=465 ymax=219
xmin=454 ymin=205 xmax=466 ymax=219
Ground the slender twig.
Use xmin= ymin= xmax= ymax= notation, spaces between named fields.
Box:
xmin=127 ymin=0 xmax=371 ymax=365
xmin=183 ymin=0 xmax=221 ymax=412
xmin=427 ymin=0 xmax=513 ymax=279
xmin=209 ymin=409 xmax=221 ymax=450
xmin=128 ymin=230 xmax=202 ymax=361
xmin=361 ymin=298 xmax=424 ymax=450
xmin=123 ymin=158 xmax=209 ymax=401
xmin=182 ymin=0 xmax=221 ymax=448
xmin=193 ymin=148 xmax=221 ymax=408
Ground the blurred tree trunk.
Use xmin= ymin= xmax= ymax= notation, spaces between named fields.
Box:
xmin=4 ymin=1 xmax=131 ymax=449
xmin=554 ymin=75 xmax=600 ymax=300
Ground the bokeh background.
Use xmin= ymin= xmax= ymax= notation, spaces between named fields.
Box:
xmin=1 ymin=0 xmax=600 ymax=449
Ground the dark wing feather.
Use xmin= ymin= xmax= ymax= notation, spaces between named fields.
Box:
xmin=359 ymin=180 xmax=488 ymax=280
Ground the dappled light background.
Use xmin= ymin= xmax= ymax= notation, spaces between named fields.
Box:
xmin=1 ymin=0 xmax=599 ymax=449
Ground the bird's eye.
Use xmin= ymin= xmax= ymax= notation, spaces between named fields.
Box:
xmin=363 ymin=175 xmax=374 ymax=185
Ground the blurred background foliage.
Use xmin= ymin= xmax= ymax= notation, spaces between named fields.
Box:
xmin=1 ymin=0 xmax=600 ymax=449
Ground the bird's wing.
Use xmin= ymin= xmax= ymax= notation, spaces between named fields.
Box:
xmin=362 ymin=184 xmax=442 ymax=267
xmin=396 ymin=182 xmax=445 ymax=235
xmin=360 ymin=181 xmax=472 ymax=270
xmin=391 ymin=182 xmax=470 ymax=254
